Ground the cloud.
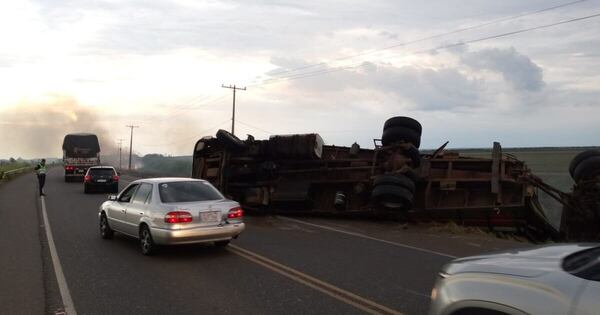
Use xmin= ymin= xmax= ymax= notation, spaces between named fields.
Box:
xmin=269 ymin=60 xmax=482 ymax=111
xmin=460 ymin=47 xmax=544 ymax=91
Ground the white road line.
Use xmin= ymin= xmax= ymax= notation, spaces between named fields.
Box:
xmin=40 ymin=196 xmax=78 ymax=315
xmin=278 ymin=216 xmax=458 ymax=259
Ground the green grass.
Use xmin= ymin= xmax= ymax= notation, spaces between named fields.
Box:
xmin=0 ymin=162 xmax=32 ymax=174
xmin=457 ymin=148 xmax=596 ymax=228
xmin=457 ymin=148 xmax=585 ymax=191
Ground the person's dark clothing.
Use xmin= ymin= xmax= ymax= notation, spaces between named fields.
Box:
xmin=34 ymin=163 xmax=47 ymax=196
xmin=37 ymin=174 xmax=46 ymax=196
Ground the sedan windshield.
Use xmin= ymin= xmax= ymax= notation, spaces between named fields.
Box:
xmin=159 ymin=181 xmax=223 ymax=203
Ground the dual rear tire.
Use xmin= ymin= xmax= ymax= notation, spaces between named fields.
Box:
xmin=370 ymin=174 xmax=416 ymax=210
xmin=381 ymin=116 xmax=422 ymax=148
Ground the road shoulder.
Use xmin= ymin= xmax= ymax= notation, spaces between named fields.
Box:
xmin=0 ymin=173 xmax=46 ymax=314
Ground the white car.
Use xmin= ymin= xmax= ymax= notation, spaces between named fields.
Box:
xmin=429 ymin=244 xmax=600 ymax=315
xmin=99 ymin=178 xmax=245 ymax=255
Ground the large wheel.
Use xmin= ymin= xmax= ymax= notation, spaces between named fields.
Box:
xmin=214 ymin=240 xmax=230 ymax=247
xmin=573 ymin=156 xmax=600 ymax=182
xmin=381 ymin=126 xmax=421 ymax=148
xmin=370 ymin=185 xmax=413 ymax=210
xmin=383 ymin=116 xmax=422 ymax=135
xmin=373 ymin=174 xmax=416 ymax=193
xmin=216 ymin=129 xmax=247 ymax=150
xmin=99 ymin=213 xmax=114 ymax=239
xmin=569 ymin=150 xmax=600 ymax=178
xmin=139 ymin=225 xmax=156 ymax=256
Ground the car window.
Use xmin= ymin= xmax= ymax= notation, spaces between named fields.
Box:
xmin=132 ymin=183 xmax=153 ymax=204
xmin=563 ymin=247 xmax=600 ymax=281
xmin=159 ymin=181 xmax=223 ymax=203
xmin=89 ymin=168 xmax=115 ymax=176
xmin=118 ymin=184 xmax=139 ymax=203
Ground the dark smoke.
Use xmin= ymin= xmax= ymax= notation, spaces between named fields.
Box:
xmin=0 ymin=95 xmax=118 ymax=160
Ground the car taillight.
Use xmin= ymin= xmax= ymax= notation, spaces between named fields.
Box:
xmin=84 ymin=175 xmax=91 ymax=183
xmin=65 ymin=165 xmax=74 ymax=171
xmin=112 ymin=175 xmax=119 ymax=181
xmin=164 ymin=211 xmax=193 ymax=223
xmin=227 ymin=207 xmax=243 ymax=219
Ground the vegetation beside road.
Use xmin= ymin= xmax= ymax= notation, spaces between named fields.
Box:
xmin=137 ymin=154 xmax=192 ymax=177
xmin=0 ymin=158 xmax=33 ymax=173
xmin=459 ymin=147 xmax=598 ymax=228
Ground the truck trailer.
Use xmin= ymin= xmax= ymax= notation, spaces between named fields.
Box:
xmin=62 ymin=133 xmax=101 ymax=182
xmin=191 ymin=117 xmax=600 ymax=241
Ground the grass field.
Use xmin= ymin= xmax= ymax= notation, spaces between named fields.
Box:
xmin=458 ymin=147 xmax=597 ymax=228
xmin=0 ymin=161 xmax=32 ymax=174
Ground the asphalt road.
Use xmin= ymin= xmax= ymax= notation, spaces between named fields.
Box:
xmin=0 ymin=168 xmax=525 ymax=315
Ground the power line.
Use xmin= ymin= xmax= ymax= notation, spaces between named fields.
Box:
xmin=236 ymin=120 xmax=276 ymax=135
xmin=135 ymin=94 xmax=230 ymax=124
xmin=254 ymin=11 xmax=600 ymax=86
xmin=252 ymin=0 xmax=590 ymax=83
xmin=136 ymin=119 xmax=231 ymax=148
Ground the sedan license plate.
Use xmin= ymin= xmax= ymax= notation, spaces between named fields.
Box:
xmin=199 ymin=211 xmax=220 ymax=223
xmin=96 ymin=179 xmax=107 ymax=183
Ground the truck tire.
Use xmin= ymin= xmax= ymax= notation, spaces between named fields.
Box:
xmin=370 ymin=185 xmax=413 ymax=210
xmin=383 ymin=116 xmax=422 ymax=135
xmin=573 ymin=156 xmax=600 ymax=182
xmin=373 ymin=174 xmax=416 ymax=193
xmin=381 ymin=126 xmax=421 ymax=148
xmin=569 ymin=150 xmax=600 ymax=178
xmin=216 ymin=129 xmax=247 ymax=150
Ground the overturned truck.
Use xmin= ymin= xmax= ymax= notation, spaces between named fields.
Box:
xmin=192 ymin=117 xmax=600 ymax=241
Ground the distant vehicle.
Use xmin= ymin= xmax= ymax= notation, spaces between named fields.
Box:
xmin=429 ymin=244 xmax=600 ymax=315
xmin=84 ymin=166 xmax=119 ymax=194
xmin=62 ymin=133 xmax=101 ymax=182
xmin=98 ymin=178 xmax=245 ymax=255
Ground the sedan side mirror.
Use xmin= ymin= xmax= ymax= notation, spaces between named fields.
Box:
xmin=108 ymin=195 xmax=117 ymax=201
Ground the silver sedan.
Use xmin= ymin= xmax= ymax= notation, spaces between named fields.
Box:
xmin=98 ymin=178 xmax=245 ymax=255
xmin=429 ymin=244 xmax=600 ymax=315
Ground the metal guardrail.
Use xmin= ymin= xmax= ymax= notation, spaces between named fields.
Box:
xmin=0 ymin=166 xmax=34 ymax=183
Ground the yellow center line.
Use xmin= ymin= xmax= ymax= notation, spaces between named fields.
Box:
xmin=228 ymin=244 xmax=405 ymax=315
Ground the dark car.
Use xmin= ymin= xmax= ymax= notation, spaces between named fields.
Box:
xmin=84 ymin=166 xmax=119 ymax=193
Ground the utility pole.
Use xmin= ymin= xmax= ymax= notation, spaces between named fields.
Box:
xmin=126 ymin=125 xmax=139 ymax=170
xmin=221 ymin=84 xmax=246 ymax=135
xmin=117 ymin=138 xmax=125 ymax=169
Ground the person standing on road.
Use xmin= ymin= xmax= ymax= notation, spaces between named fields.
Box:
xmin=34 ymin=159 xmax=47 ymax=196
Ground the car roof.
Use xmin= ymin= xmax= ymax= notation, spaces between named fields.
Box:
xmin=132 ymin=177 xmax=208 ymax=184
xmin=88 ymin=166 xmax=116 ymax=169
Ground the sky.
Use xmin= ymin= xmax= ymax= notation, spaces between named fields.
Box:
xmin=0 ymin=0 xmax=599 ymax=159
